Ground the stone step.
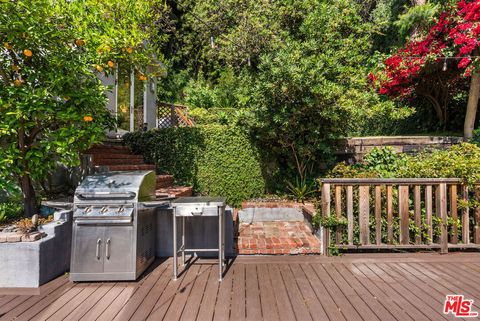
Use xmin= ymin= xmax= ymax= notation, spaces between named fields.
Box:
xmin=156 ymin=186 xmax=193 ymax=198
xmin=156 ymin=175 xmax=174 ymax=188
xmin=102 ymin=164 xmax=156 ymax=171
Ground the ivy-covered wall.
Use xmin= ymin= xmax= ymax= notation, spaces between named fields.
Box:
xmin=123 ymin=125 xmax=266 ymax=207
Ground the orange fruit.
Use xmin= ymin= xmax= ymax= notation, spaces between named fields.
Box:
xmin=138 ymin=74 xmax=147 ymax=81
xmin=95 ymin=64 xmax=103 ymax=72
xmin=23 ymin=49 xmax=32 ymax=57
xmin=14 ymin=79 xmax=23 ymax=87
xmin=4 ymin=42 xmax=12 ymax=50
xmin=107 ymin=60 xmax=114 ymax=68
xmin=83 ymin=115 xmax=93 ymax=122
xmin=126 ymin=47 xmax=133 ymax=54
xmin=75 ymin=39 xmax=85 ymax=46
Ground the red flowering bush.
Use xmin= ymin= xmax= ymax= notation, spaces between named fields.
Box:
xmin=370 ymin=0 xmax=480 ymax=99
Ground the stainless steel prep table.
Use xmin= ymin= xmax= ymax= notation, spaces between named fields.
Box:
xmin=171 ymin=197 xmax=226 ymax=281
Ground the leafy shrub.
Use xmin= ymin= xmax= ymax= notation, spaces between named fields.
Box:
xmin=124 ymin=125 xmax=265 ymax=207
xmin=0 ymin=201 xmax=23 ymax=224
xmin=327 ymin=143 xmax=480 ymax=183
xmin=472 ymin=128 xmax=480 ymax=146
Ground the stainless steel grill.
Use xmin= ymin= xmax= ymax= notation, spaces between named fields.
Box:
xmin=70 ymin=171 xmax=167 ymax=282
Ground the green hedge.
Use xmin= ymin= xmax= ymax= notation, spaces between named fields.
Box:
xmin=124 ymin=125 xmax=265 ymax=207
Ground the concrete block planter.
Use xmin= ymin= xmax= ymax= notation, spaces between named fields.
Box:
xmin=0 ymin=210 xmax=72 ymax=289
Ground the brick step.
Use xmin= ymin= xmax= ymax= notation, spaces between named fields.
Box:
xmin=92 ymin=154 xmax=144 ymax=160
xmin=156 ymin=186 xmax=192 ymax=198
xmin=156 ymin=175 xmax=174 ymax=188
xmin=101 ymin=164 xmax=156 ymax=171
xmin=236 ymin=221 xmax=320 ymax=255
xmin=92 ymin=158 xmax=146 ymax=166
xmin=87 ymin=145 xmax=131 ymax=154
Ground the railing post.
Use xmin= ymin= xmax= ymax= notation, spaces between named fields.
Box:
xmin=462 ymin=185 xmax=470 ymax=245
xmin=475 ymin=186 xmax=480 ymax=244
xmin=335 ymin=185 xmax=342 ymax=244
xmin=439 ymin=183 xmax=448 ymax=254
xmin=398 ymin=185 xmax=410 ymax=245
xmin=321 ymin=183 xmax=331 ymax=255
xmin=346 ymin=185 xmax=354 ymax=245
xmin=359 ymin=185 xmax=370 ymax=245
xmin=386 ymin=185 xmax=393 ymax=244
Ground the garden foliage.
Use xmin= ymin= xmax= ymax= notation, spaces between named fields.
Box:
xmin=124 ymin=125 xmax=265 ymax=207
xmin=328 ymin=143 xmax=480 ymax=183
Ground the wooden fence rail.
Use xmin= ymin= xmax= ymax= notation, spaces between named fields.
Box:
xmin=320 ymin=178 xmax=480 ymax=255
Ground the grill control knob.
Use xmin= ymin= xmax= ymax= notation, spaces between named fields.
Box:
xmin=100 ymin=206 xmax=108 ymax=214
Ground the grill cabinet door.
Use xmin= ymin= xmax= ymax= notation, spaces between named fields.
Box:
xmin=71 ymin=225 xmax=105 ymax=273
xmin=103 ymin=225 xmax=134 ymax=273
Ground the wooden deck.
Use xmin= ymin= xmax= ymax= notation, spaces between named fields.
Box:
xmin=1 ymin=253 xmax=480 ymax=321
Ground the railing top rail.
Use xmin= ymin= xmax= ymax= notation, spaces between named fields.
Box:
xmin=320 ymin=178 xmax=463 ymax=185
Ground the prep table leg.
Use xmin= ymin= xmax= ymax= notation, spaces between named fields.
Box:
xmin=218 ymin=211 xmax=223 ymax=281
xmin=181 ymin=216 xmax=185 ymax=266
xmin=173 ymin=213 xmax=177 ymax=280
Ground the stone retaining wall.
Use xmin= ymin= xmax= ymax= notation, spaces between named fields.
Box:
xmin=335 ymin=136 xmax=463 ymax=163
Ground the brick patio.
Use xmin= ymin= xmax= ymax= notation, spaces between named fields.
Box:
xmin=237 ymin=221 xmax=320 ymax=255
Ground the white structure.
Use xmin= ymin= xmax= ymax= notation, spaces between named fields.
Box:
xmin=99 ymin=63 xmax=159 ymax=136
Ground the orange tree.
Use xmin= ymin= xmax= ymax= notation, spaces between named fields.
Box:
xmin=0 ymin=0 xmax=163 ymax=217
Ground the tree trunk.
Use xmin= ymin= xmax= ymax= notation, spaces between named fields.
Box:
xmin=20 ymin=174 xmax=37 ymax=217
xmin=464 ymin=73 xmax=480 ymax=139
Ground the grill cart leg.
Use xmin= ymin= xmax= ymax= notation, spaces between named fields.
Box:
xmin=173 ymin=211 xmax=177 ymax=280
xmin=218 ymin=209 xmax=223 ymax=281
xmin=182 ymin=216 xmax=186 ymax=266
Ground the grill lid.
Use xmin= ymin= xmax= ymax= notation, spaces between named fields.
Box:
xmin=75 ymin=171 xmax=156 ymax=202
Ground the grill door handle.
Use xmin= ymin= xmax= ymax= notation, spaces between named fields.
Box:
xmin=106 ymin=238 xmax=111 ymax=259
xmin=191 ymin=211 xmax=203 ymax=216
xmin=96 ymin=239 xmax=102 ymax=260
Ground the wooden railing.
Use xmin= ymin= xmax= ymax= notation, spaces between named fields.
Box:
xmin=320 ymin=178 xmax=480 ymax=255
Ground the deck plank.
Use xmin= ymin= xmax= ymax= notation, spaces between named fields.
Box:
xmin=0 ymin=255 xmax=479 ymax=321
xmin=161 ymin=264 xmax=201 ymax=321
xmin=229 ymin=262 xmax=246 ymax=321
xmin=312 ymin=263 xmax=363 ymax=321
xmin=79 ymin=283 xmax=127 ymax=321
xmin=245 ymin=264 xmax=262 ymax=321
xmin=333 ymin=264 xmax=397 ymax=321
xmin=113 ymin=262 xmax=168 ymax=321
xmin=129 ymin=262 xmax=172 ymax=321
xmin=212 ymin=261 xmax=233 ymax=321
xmin=289 ymin=264 xmax=329 ymax=321
xmin=354 ymin=263 xmax=430 ymax=321
xmin=268 ymin=263 xmax=297 ymax=321
xmin=300 ymin=264 xmax=346 ymax=321
xmin=374 ymin=263 xmax=448 ymax=321
xmin=279 ymin=264 xmax=313 ymax=321
xmin=365 ymin=263 xmax=444 ymax=321
xmin=180 ymin=265 xmax=210 ymax=321
xmin=63 ymin=283 xmax=116 ymax=321
xmin=343 ymin=263 xmax=414 ymax=321
xmin=257 ymin=264 xmax=281 ymax=321
xmin=196 ymin=265 xmax=220 ymax=321
xmin=321 ymin=263 xmax=380 ymax=321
